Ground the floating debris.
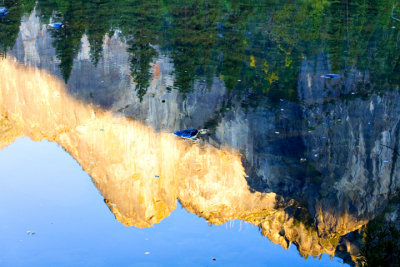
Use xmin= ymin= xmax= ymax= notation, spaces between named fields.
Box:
xmin=90 ymin=162 xmax=94 ymax=165
xmin=48 ymin=22 xmax=64 ymax=29
xmin=392 ymin=6 xmax=400 ymax=22
xmin=300 ymin=158 xmax=307 ymax=162
xmin=351 ymin=92 xmax=356 ymax=95
xmin=100 ymin=129 xmax=104 ymax=131
xmin=321 ymin=74 xmax=340 ymax=79
xmin=155 ymin=175 xmax=160 ymax=178
xmin=383 ymin=160 xmax=390 ymax=163
xmin=314 ymin=154 xmax=319 ymax=158
xmin=161 ymin=100 xmax=166 ymax=103
xmin=280 ymin=108 xmax=284 ymax=111
xmin=173 ymin=128 xmax=208 ymax=141
xmin=0 ymin=7 xmax=9 ymax=17
xmin=274 ymin=131 xmax=280 ymax=135
xmin=212 ymin=258 xmax=216 ymax=261
xmin=26 ymin=231 xmax=35 ymax=235
xmin=144 ymin=252 xmax=150 ymax=255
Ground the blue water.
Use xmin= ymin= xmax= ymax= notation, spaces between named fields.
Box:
xmin=0 ymin=138 xmax=345 ymax=266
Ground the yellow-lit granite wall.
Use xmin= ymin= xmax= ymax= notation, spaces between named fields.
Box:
xmin=0 ymin=57 xmax=366 ymax=260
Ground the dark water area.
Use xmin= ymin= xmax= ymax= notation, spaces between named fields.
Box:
xmin=1 ymin=0 xmax=400 ymax=266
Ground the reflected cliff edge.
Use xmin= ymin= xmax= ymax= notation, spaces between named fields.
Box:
xmin=1 ymin=1 xmax=400 ymax=266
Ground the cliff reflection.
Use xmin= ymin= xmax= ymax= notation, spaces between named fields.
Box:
xmin=0 ymin=57 xmax=366 ymax=263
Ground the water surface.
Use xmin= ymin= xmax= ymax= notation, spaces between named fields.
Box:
xmin=1 ymin=0 xmax=400 ymax=266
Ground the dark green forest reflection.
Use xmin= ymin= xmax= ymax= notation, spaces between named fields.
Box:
xmin=0 ymin=0 xmax=35 ymax=57
xmin=2 ymin=0 xmax=400 ymax=104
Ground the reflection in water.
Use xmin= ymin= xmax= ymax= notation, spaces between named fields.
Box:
xmin=2 ymin=1 xmax=400 ymax=266
xmin=0 ymin=0 xmax=35 ymax=57
xmin=0 ymin=57 xmax=362 ymax=264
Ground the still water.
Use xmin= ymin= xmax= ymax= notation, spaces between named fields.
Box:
xmin=0 ymin=137 xmax=342 ymax=266
xmin=1 ymin=0 xmax=400 ymax=266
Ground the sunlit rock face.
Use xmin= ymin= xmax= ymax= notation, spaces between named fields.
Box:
xmin=0 ymin=58 xmax=279 ymax=229
xmin=0 ymin=56 xmax=365 ymax=262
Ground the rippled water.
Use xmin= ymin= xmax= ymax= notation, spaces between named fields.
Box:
xmin=1 ymin=0 xmax=400 ymax=266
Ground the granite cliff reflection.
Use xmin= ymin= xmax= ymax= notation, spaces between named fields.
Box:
xmin=0 ymin=57 xmax=364 ymax=263
xmin=2 ymin=1 xmax=400 ymax=265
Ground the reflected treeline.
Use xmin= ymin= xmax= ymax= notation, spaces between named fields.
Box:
xmin=325 ymin=0 xmax=400 ymax=90
xmin=2 ymin=0 xmax=400 ymax=104
xmin=0 ymin=0 xmax=35 ymax=57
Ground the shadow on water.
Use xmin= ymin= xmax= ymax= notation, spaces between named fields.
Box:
xmin=2 ymin=0 xmax=400 ymax=266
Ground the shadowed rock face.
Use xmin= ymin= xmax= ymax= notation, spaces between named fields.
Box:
xmin=3 ymin=5 xmax=400 ymax=266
